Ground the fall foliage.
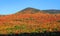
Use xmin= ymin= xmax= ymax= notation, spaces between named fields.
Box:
xmin=0 ymin=8 xmax=60 ymax=34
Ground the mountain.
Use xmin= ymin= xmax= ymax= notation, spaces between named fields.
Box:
xmin=0 ymin=7 xmax=60 ymax=34
xmin=42 ymin=9 xmax=60 ymax=14
xmin=16 ymin=7 xmax=60 ymax=14
xmin=16 ymin=7 xmax=41 ymax=14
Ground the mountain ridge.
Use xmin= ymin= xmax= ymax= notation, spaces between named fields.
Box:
xmin=0 ymin=7 xmax=60 ymax=15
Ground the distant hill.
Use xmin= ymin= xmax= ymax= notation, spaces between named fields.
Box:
xmin=16 ymin=7 xmax=60 ymax=14
xmin=16 ymin=7 xmax=41 ymax=14
xmin=42 ymin=9 xmax=60 ymax=14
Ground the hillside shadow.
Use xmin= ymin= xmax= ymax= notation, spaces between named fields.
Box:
xmin=0 ymin=32 xmax=60 ymax=36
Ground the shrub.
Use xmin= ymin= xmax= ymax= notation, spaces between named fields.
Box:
xmin=6 ymin=28 xmax=14 ymax=31
xmin=53 ymin=28 xmax=58 ymax=31
xmin=14 ymin=25 xmax=20 ymax=30
xmin=14 ymin=25 xmax=26 ymax=30
xmin=42 ymin=28 xmax=47 ymax=33
xmin=31 ymin=28 xmax=41 ymax=33
xmin=57 ymin=20 xmax=60 ymax=22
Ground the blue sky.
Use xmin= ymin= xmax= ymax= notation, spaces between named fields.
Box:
xmin=0 ymin=0 xmax=60 ymax=15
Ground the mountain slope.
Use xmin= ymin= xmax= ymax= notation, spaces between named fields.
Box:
xmin=0 ymin=7 xmax=60 ymax=34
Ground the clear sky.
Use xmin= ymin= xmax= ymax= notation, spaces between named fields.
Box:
xmin=0 ymin=0 xmax=60 ymax=15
